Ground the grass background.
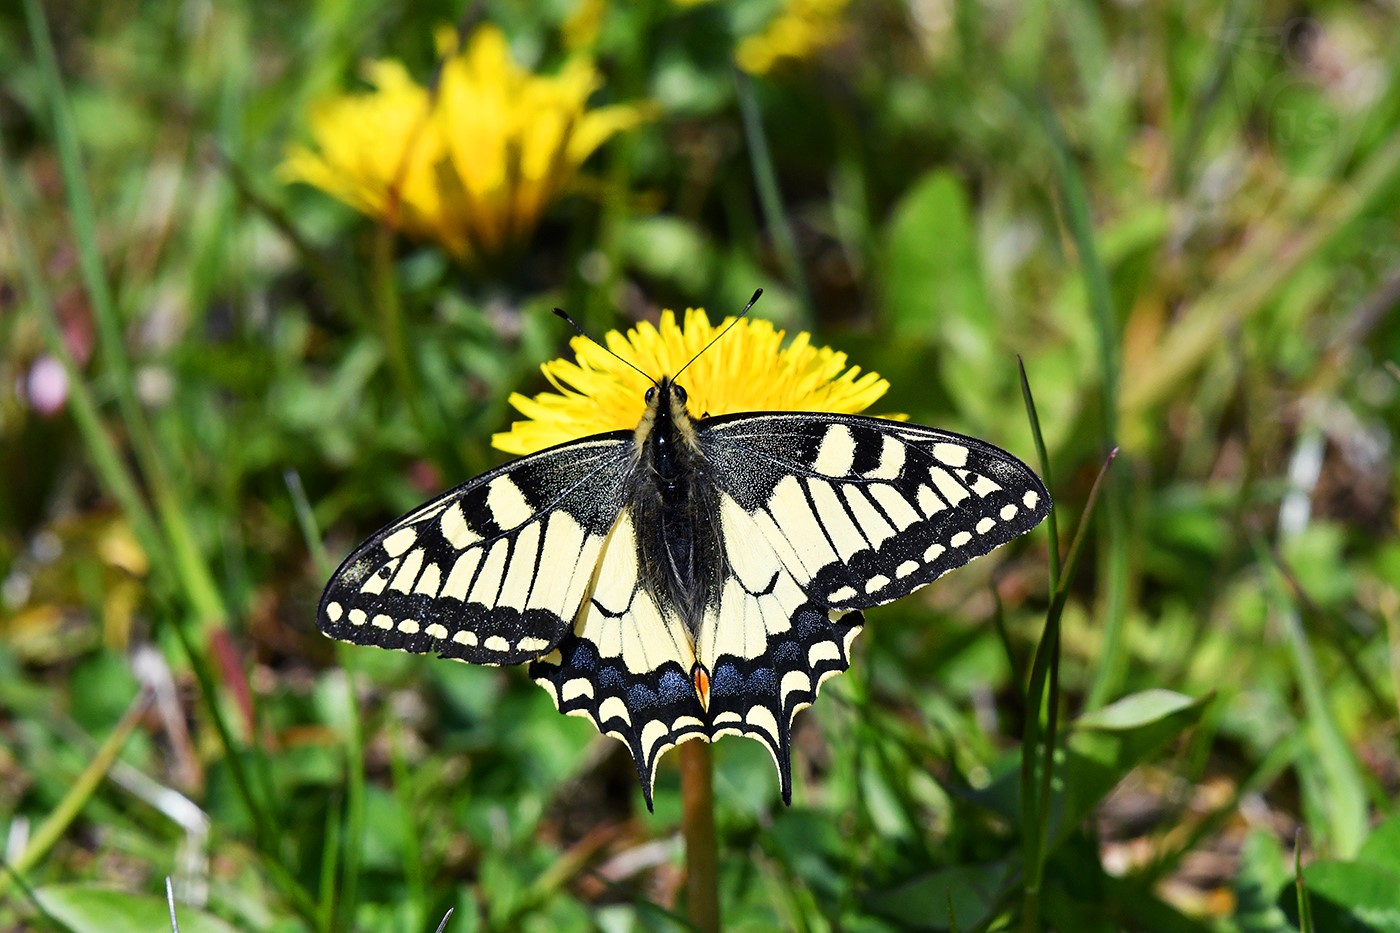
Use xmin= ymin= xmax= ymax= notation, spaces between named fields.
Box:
xmin=3 ymin=0 xmax=1399 ymax=929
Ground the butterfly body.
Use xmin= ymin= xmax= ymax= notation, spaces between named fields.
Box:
xmin=629 ymin=378 xmax=726 ymax=646
xmin=319 ymin=375 xmax=1050 ymax=807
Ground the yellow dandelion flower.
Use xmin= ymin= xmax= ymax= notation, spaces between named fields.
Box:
xmin=282 ymin=24 xmax=651 ymax=262
xmin=493 ymin=308 xmax=894 ymax=455
xmin=736 ymin=0 xmax=850 ymax=76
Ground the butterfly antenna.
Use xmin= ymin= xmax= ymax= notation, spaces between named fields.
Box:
xmin=553 ymin=308 xmax=658 ymax=387
xmin=673 ymin=288 xmax=763 ymax=380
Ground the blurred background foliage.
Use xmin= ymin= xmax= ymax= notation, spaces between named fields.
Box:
xmin=2 ymin=0 xmax=1399 ymax=929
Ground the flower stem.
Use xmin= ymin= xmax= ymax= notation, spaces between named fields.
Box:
xmin=679 ymin=740 xmax=720 ymax=933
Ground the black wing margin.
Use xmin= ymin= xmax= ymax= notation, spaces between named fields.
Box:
xmin=318 ymin=433 xmax=634 ymax=666
xmin=699 ymin=412 xmax=1051 ymax=613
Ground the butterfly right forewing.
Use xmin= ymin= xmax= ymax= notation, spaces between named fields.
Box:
xmin=699 ymin=411 xmax=1051 ymax=613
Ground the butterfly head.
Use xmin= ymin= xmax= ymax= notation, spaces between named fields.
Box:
xmin=638 ymin=376 xmax=698 ymax=479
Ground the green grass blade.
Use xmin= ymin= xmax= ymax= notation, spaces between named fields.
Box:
xmin=22 ymin=0 xmax=228 ymax=628
xmin=1252 ymin=529 xmax=1368 ymax=858
xmin=1017 ymin=357 xmax=1060 ymax=589
xmin=0 ymin=143 xmax=166 ymax=577
xmin=735 ymin=70 xmax=812 ymax=318
xmin=0 ymin=691 xmax=150 ymax=896
xmin=1295 ymin=833 xmax=1314 ymax=933
xmin=284 ymin=470 xmax=366 ymax=927
xmin=1020 ymin=447 xmax=1117 ymax=932
xmin=1038 ymin=99 xmax=1128 ymax=711
xmin=389 ymin=731 xmax=427 ymax=932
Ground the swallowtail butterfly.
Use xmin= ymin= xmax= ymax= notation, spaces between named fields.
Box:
xmin=319 ymin=320 xmax=1050 ymax=808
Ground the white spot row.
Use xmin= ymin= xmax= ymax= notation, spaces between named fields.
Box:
xmin=325 ymin=599 xmax=551 ymax=656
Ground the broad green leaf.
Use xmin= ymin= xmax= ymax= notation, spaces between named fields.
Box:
xmin=880 ymin=169 xmax=1003 ymax=429
xmin=1232 ymin=830 xmax=1292 ymax=933
xmin=34 ymin=885 xmax=239 ymax=933
xmin=866 ymin=859 xmax=1011 ymax=931
xmin=618 ymin=214 xmax=715 ymax=296
xmin=1074 ymin=689 xmax=1203 ymax=731
xmin=1281 ymin=860 xmax=1400 ymax=933
xmin=962 ymin=691 xmax=1211 ymax=837
xmin=1062 ymin=691 xmax=1211 ymax=831
xmin=1360 ymin=814 xmax=1400 ymax=875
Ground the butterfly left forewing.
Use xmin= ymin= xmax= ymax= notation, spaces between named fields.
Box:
xmin=318 ymin=434 xmax=633 ymax=666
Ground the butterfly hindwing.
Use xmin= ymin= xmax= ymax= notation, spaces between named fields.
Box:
xmin=318 ymin=434 xmax=633 ymax=665
xmin=530 ymin=510 xmax=708 ymax=806
xmin=699 ymin=412 xmax=1051 ymax=613
xmin=696 ymin=540 xmax=865 ymax=802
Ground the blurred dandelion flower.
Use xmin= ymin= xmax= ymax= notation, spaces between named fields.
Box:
xmin=282 ymin=24 xmax=651 ymax=262
xmin=493 ymin=308 xmax=893 ymax=455
xmin=736 ymin=0 xmax=850 ymax=75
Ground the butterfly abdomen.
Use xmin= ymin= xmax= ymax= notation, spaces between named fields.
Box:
xmin=632 ymin=378 xmax=726 ymax=640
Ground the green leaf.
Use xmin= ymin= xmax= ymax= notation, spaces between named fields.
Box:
xmin=618 ymin=214 xmax=716 ymax=296
xmin=1073 ymin=689 xmax=1203 ymax=731
xmin=1062 ymin=691 xmax=1211 ymax=831
xmin=879 ymin=169 xmax=1004 ymax=429
xmin=1360 ymin=814 xmax=1400 ymax=875
xmin=967 ymin=691 xmax=1211 ymax=836
xmin=34 ymin=885 xmax=240 ymax=933
xmin=881 ymin=169 xmax=992 ymax=339
xmin=1282 ymin=860 xmax=1400 ymax=933
xmin=866 ymin=859 xmax=1011 ymax=931
xmin=1232 ymin=830 xmax=1292 ymax=933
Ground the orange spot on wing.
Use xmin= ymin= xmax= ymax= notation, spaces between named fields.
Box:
xmin=691 ymin=662 xmax=711 ymax=711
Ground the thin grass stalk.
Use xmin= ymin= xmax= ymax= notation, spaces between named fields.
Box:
xmin=1169 ymin=0 xmax=1249 ymax=193
xmin=680 ymin=739 xmax=721 ymax=933
xmin=1037 ymin=101 xmax=1128 ymax=712
xmin=370 ymin=227 xmax=439 ymax=452
xmin=1019 ymin=448 xmax=1117 ymax=932
xmin=735 ymin=70 xmax=813 ymax=318
xmin=166 ymin=876 xmax=180 ymax=933
xmin=1251 ymin=531 xmax=1368 ymax=857
xmin=0 ymin=690 xmax=151 ymax=900
xmin=160 ymin=604 xmax=320 ymax=922
xmin=1294 ymin=834 xmax=1314 ymax=933
xmin=989 ymin=587 xmax=1024 ymax=692
xmin=0 ymin=144 xmax=165 ymax=573
xmin=1266 ymin=547 xmax=1391 ymax=717
xmin=1017 ymin=358 xmax=1059 ymax=588
xmin=328 ymin=646 xmax=367 ymax=929
xmin=0 ymin=860 xmax=47 ymax=923
xmin=285 ymin=470 xmax=366 ymax=926
xmin=23 ymin=0 xmax=228 ymax=629
xmin=1012 ymin=358 xmax=1057 ymax=930
xmin=389 ymin=730 xmax=428 ymax=931
xmin=496 ymin=827 xmax=618 ymax=928
xmin=317 ymin=797 xmax=342 ymax=933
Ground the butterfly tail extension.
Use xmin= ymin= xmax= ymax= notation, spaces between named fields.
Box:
xmin=528 ymin=510 xmax=709 ymax=810
xmin=530 ymin=638 xmax=708 ymax=810
xmin=711 ymin=599 xmax=862 ymax=801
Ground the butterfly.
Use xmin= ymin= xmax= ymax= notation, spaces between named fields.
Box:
xmin=318 ymin=316 xmax=1050 ymax=809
